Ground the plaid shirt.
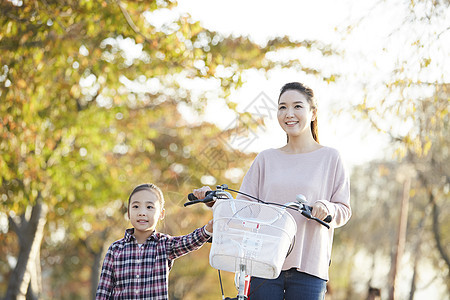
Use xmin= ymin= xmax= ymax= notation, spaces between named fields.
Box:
xmin=96 ymin=226 xmax=210 ymax=299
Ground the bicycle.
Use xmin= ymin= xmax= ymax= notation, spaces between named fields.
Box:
xmin=184 ymin=184 xmax=332 ymax=300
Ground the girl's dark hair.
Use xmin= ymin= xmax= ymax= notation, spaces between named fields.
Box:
xmin=278 ymin=82 xmax=319 ymax=143
xmin=127 ymin=183 xmax=165 ymax=209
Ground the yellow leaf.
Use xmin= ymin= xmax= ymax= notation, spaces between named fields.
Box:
xmin=423 ymin=140 xmax=432 ymax=156
xmin=17 ymin=79 xmax=27 ymax=89
xmin=70 ymin=85 xmax=81 ymax=98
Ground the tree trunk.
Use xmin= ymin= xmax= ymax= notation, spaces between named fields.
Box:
xmin=85 ymin=228 xmax=110 ymax=300
xmin=430 ymin=191 xmax=450 ymax=274
xmin=5 ymin=198 xmax=47 ymax=300
xmin=26 ymin=246 xmax=41 ymax=300
xmin=90 ymin=249 xmax=104 ymax=299
xmin=408 ymin=254 xmax=418 ymax=300
xmin=417 ymin=169 xmax=450 ymax=292
xmin=408 ymin=205 xmax=430 ymax=300
xmin=388 ymin=178 xmax=410 ymax=300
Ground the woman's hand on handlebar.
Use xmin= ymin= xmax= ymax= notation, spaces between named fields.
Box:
xmin=311 ymin=202 xmax=330 ymax=221
xmin=192 ymin=186 xmax=214 ymax=207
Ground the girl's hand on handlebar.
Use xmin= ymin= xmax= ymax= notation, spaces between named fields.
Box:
xmin=311 ymin=202 xmax=329 ymax=221
xmin=205 ymin=219 xmax=213 ymax=233
xmin=192 ymin=186 xmax=214 ymax=207
xmin=192 ymin=186 xmax=211 ymax=199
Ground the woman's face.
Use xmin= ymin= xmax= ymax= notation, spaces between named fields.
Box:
xmin=277 ymin=90 xmax=316 ymax=139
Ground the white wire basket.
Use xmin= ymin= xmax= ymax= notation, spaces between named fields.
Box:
xmin=210 ymin=199 xmax=297 ymax=279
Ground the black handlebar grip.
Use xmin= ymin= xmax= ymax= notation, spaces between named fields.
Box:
xmin=187 ymin=193 xmax=198 ymax=201
xmin=188 ymin=190 xmax=214 ymax=201
xmin=184 ymin=199 xmax=203 ymax=207
xmin=308 ymin=205 xmax=332 ymax=223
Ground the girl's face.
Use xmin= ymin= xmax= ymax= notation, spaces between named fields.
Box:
xmin=128 ymin=190 xmax=165 ymax=235
xmin=277 ymin=90 xmax=316 ymax=139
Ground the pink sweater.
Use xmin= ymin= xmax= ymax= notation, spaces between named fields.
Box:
xmin=237 ymin=147 xmax=351 ymax=280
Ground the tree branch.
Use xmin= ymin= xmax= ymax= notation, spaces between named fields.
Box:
xmin=8 ymin=215 xmax=20 ymax=235
xmin=115 ymin=0 xmax=153 ymax=44
xmin=40 ymin=0 xmax=67 ymax=32
xmin=437 ymin=26 xmax=450 ymax=39
xmin=430 ymin=190 xmax=450 ymax=274
xmin=365 ymin=110 xmax=403 ymax=143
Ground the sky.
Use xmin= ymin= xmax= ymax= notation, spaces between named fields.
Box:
xmin=172 ymin=0 xmax=398 ymax=169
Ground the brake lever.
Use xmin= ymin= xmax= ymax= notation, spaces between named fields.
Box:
xmin=301 ymin=204 xmax=331 ymax=229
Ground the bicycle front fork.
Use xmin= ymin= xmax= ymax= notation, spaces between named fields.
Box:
xmin=237 ymin=264 xmax=247 ymax=300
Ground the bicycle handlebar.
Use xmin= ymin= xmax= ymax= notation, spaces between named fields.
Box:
xmin=185 ymin=191 xmax=215 ymax=206
xmin=184 ymin=184 xmax=332 ymax=229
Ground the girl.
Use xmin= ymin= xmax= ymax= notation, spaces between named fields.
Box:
xmin=97 ymin=183 xmax=213 ymax=299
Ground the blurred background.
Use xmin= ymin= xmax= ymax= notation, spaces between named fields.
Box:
xmin=0 ymin=0 xmax=448 ymax=299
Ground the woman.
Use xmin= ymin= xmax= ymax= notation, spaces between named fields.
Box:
xmin=193 ymin=82 xmax=351 ymax=300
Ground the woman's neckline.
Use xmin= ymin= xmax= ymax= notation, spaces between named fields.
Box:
xmin=274 ymin=145 xmax=326 ymax=155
